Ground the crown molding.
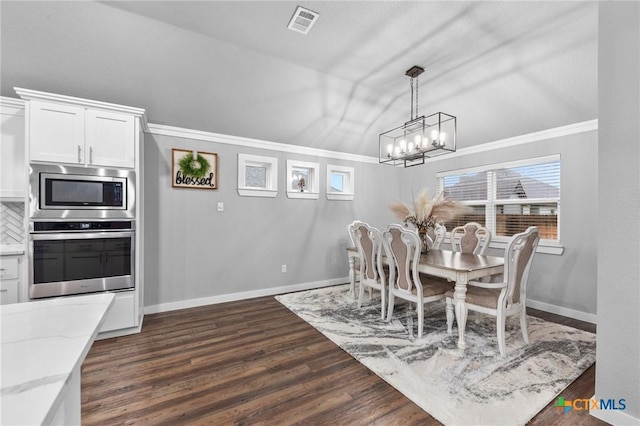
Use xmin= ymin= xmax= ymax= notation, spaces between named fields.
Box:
xmin=147 ymin=122 xmax=379 ymax=164
xmin=148 ymin=120 xmax=597 ymax=165
xmin=0 ymin=96 xmax=25 ymax=111
xmin=427 ymin=119 xmax=598 ymax=162
xmin=14 ymin=87 xmax=148 ymax=131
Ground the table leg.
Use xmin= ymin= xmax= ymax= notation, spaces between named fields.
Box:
xmin=348 ymin=254 xmax=356 ymax=298
xmin=453 ymin=273 xmax=469 ymax=350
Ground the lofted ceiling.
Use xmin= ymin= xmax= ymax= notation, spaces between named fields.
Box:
xmin=0 ymin=1 xmax=598 ymax=157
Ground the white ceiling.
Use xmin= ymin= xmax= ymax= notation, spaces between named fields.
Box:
xmin=1 ymin=1 xmax=598 ymax=157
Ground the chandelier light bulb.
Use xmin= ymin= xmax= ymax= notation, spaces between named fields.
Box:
xmin=439 ymin=132 xmax=447 ymax=146
xmin=378 ymin=66 xmax=457 ymax=166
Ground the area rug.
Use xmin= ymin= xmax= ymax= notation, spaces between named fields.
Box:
xmin=275 ymin=285 xmax=596 ymax=426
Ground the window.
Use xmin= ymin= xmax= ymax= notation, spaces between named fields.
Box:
xmin=286 ymin=160 xmax=319 ymax=199
xmin=326 ymin=165 xmax=355 ymax=200
xmin=237 ymin=154 xmax=278 ymax=197
xmin=438 ymin=155 xmax=561 ymax=252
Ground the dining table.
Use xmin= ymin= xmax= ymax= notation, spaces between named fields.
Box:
xmin=346 ymin=247 xmax=505 ymax=351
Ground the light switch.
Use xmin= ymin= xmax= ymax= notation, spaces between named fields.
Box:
xmin=217 ymin=202 xmax=224 ymax=212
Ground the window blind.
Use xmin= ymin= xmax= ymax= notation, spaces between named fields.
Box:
xmin=438 ymin=157 xmax=560 ymax=240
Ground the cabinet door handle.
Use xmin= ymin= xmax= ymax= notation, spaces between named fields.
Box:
xmin=78 ymin=145 xmax=82 ymax=163
xmin=0 ymin=289 xmax=7 ymax=293
xmin=89 ymin=146 xmax=93 ymax=164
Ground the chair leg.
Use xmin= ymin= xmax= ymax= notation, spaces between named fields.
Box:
xmin=475 ymin=311 xmax=481 ymax=324
xmin=358 ymin=282 xmax=365 ymax=309
xmin=417 ymin=301 xmax=424 ymax=338
xmin=446 ymin=297 xmax=454 ymax=334
xmin=380 ymin=285 xmax=386 ymax=319
xmin=497 ymin=313 xmax=507 ymax=356
xmin=520 ymin=308 xmax=529 ymax=344
xmin=386 ymin=292 xmax=395 ymax=322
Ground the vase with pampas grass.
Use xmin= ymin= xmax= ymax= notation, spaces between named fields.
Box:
xmin=389 ymin=188 xmax=470 ymax=252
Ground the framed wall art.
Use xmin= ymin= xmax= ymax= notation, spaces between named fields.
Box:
xmin=172 ymin=148 xmax=218 ymax=190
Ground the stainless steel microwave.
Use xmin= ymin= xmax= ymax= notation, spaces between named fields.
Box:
xmin=29 ymin=164 xmax=136 ymax=220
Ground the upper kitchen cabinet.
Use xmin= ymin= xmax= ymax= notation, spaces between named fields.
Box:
xmin=15 ymin=88 xmax=145 ymax=169
xmin=0 ymin=98 xmax=26 ymax=199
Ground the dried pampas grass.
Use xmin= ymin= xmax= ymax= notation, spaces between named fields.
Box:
xmin=389 ymin=188 xmax=471 ymax=228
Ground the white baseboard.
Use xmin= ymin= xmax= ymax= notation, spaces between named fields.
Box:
xmin=527 ymin=298 xmax=597 ymax=324
xmin=144 ymin=277 xmax=348 ymax=315
xmin=590 ymin=394 xmax=640 ymax=425
xmin=143 ymin=280 xmax=597 ymax=325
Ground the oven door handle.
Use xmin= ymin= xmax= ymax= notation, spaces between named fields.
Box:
xmin=30 ymin=231 xmax=134 ymax=240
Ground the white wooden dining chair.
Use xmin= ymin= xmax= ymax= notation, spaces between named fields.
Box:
xmin=347 ymin=220 xmax=364 ymax=296
xmin=445 ymin=226 xmax=540 ymax=356
xmin=450 ymin=222 xmax=492 ymax=255
xmin=351 ymin=221 xmax=387 ymax=319
xmin=382 ymin=224 xmax=450 ymax=338
xmin=427 ymin=223 xmax=447 ymax=250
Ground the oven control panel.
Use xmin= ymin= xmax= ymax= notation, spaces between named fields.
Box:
xmin=32 ymin=221 xmax=134 ymax=232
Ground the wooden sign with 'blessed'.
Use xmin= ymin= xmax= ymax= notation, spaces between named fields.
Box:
xmin=172 ymin=148 xmax=218 ymax=190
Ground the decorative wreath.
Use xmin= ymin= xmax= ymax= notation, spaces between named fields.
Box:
xmin=179 ymin=152 xmax=211 ymax=178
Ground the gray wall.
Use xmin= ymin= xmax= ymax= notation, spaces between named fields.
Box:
xmin=401 ymin=131 xmax=599 ymax=316
xmin=143 ymin=124 xmax=599 ymax=321
xmin=143 ymin=132 xmax=402 ymax=307
xmin=596 ymin=2 xmax=640 ymax=423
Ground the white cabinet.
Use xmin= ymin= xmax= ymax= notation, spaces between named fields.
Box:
xmin=85 ymin=109 xmax=135 ymax=168
xmin=15 ymin=88 xmax=146 ymax=337
xmin=99 ymin=290 xmax=137 ymax=333
xmin=28 ymin=100 xmax=135 ymax=168
xmin=0 ymin=99 xmax=26 ymax=198
xmin=0 ymin=256 xmax=21 ymax=304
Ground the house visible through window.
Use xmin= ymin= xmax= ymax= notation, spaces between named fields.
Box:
xmin=438 ymin=156 xmax=560 ymax=241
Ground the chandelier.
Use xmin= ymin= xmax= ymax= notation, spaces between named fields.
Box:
xmin=379 ymin=66 xmax=456 ymax=167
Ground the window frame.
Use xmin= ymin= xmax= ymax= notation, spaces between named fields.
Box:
xmin=237 ymin=153 xmax=278 ymax=198
xmin=326 ymin=164 xmax=355 ymax=201
xmin=286 ymin=159 xmax=320 ymax=199
xmin=438 ymin=155 xmax=563 ymax=255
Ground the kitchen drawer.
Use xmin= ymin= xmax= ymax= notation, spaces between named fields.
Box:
xmin=1 ymin=280 xmax=19 ymax=304
xmin=0 ymin=257 xmax=19 ymax=280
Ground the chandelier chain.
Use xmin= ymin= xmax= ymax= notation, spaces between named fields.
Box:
xmin=409 ymin=76 xmax=414 ymax=120
xmin=409 ymin=75 xmax=420 ymax=120
xmin=415 ymin=75 xmax=419 ymax=120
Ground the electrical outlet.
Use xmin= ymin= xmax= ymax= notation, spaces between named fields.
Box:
xmin=281 ymin=264 xmax=287 ymax=273
xmin=217 ymin=202 xmax=224 ymax=212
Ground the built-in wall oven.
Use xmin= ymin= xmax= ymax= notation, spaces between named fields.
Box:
xmin=28 ymin=164 xmax=136 ymax=299
xmin=29 ymin=221 xmax=135 ymax=299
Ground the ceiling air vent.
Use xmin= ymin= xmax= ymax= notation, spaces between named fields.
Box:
xmin=287 ymin=6 xmax=319 ymax=35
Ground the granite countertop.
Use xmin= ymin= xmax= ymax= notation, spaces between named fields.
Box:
xmin=0 ymin=244 xmax=25 ymax=255
xmin=1 ymin=293 xmax=115 ymax=425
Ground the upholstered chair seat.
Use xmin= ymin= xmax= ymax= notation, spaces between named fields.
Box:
xmin=383 ymin=224 xmax=449 ymax=338
xmin=445 ymin=226 xmax=540 ymax=356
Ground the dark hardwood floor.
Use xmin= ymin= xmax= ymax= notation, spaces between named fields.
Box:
xmin=82 ymin=288 xmax=606 ymax=425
